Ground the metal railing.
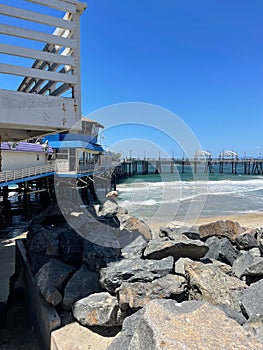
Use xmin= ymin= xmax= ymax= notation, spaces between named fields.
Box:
xmin=0 ymin=163 xmax=55 ymax=184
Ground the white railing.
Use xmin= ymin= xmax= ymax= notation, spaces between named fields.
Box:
xmin=0 ymin=164 xmax=55 ymax=184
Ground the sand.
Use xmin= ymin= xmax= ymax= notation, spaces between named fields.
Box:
xmin=148 ymin=212 xmax=263 ymax=232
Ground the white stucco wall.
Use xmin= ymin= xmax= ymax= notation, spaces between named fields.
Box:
xmin=2 ymin=151 xmax=48 ymax=170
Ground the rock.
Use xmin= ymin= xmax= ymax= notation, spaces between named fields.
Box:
xmin=26 ymin=225 xmax=59 ymax=274
xmin=62 ymin=264 xmax=102 ymax=310
xmin=235 ymin=233 xmax=258 ymax=250
xmin=31 ymin=204 xmax=65 ymax=226
xmin=35 ymin=259 xmax=76 ymax=306
xmin=143 ymin=238 xmax=208 ymax=261
xmin=72 ymin=292 xmax=123 ymax=327
xmin=116 ymin=274 xmax=187 ymax=311
xmin=218 ymin=304 xmax=247 ymax=325
xmin=82 ymin=240 xmax=121 ymax=271
xmin=242 ymin=257 xmax=263 ymax=277
xmin=240 ymin=279 xmax=263 ymax=319
xmin=243 ymin=315 xmax=263 ymax=344
xmin=106 ymin=191 xmax=119 ymax=202
xmin=199 ymin=220 xmax=245 ymax=241
xmin=248 ymin=247 xmax=261 ymax=257
xmin=177 ymin=258 xmax=247 ymax=313
xmin=121 ymin=235 xmax=148 ymax=259
xmin=204 ymin=236 xmax=239 ymax=266
xmin=118 ymin=215 xmax=152 ymax=240
xmin=159 ymin=226 xmax=200 ymax=240
xmin=107 ymin=310 xmax=144 ymax=350
xmin=59 ymin=226 xmax=83 ymax=265
xmin=127 ymin=299 xmax=262 ymax=350
xmin=98 ymin=200 xmax=119 ymax=217
xmin=100 ymin=256 xmax=174 ymax=293
xmin=232 ymin=252 xmax=254 ymax=278
xmin=51 ymin=321 xmax=115 ymax=350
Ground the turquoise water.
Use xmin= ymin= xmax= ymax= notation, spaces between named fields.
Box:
xmin=116 ymin=168 xmax=263 ymax=225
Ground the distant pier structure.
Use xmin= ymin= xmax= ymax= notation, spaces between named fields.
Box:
xmin=112 ymin=154 xmax=263 ymax=185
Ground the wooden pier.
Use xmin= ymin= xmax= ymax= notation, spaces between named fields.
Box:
xmin=112 ymin=158 xmax=263 ymax=184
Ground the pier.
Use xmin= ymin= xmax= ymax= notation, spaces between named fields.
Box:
xmin=112 ymin=158 xmax=263 ymax=184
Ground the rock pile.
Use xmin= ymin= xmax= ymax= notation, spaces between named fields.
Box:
xmin=13 ymin=198 xmax=263 ymax=349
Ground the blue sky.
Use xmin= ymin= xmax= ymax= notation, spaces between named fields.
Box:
xmin=1 ymin=0 xmax=263 ymax=158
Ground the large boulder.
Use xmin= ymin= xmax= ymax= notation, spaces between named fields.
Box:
xmin=59 ymin=226 xmax=83 ymax=265
xmin=72 ymin=292 xmax=123 ymax=327
xmin=35 ymin=259 xmax=76 ymax=306
xmin=159 ymin=225 xmax=200 ymax=241
xmin=82 ymin=240 xmax=121 ymax=271
xmin=232 ymin=252 xmax=254 ymax=278
xmin=118 ymin=215 xmax=153 ymax=240
xmin=143 ymin=238 xmax=208 ymax=261
xmin=204 ymin=236 xmax=239 ymax=266
xmin=100 ymin=256 xmax=174 ymax=293
xmin=126 ymin=300 xmax=262 ymax=350
xmin=240 ymin=279 xmax=263 ymax=319
xmin=116 ymin=274 xmax=187 ymax=311
xmin=121 ymin=235 xmax=148 ymax=259
xmin=175 ymin=258 xmax=247 ymax=313
xmin=235 ymin=233 xmax=258 ymax=250
xmin=199 ymin=220 xmax=245 ymax=241
xmin=62 ymin=264 xmax=102 ymax=310
xmin=107 ymin=310 xmax=144 ymax=350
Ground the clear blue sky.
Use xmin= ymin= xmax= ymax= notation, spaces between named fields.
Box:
xmin=1 ymin=0 xmax=263 ymax=158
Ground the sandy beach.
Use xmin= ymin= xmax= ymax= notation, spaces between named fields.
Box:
xmin=148 ymin=212 xmax=263 ymax=232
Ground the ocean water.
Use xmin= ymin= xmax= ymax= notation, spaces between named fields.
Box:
xmin=116 ymin=168 xmax=263 ymax=225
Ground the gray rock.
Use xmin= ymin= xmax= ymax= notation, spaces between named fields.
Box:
xmin=98 ymin=200 xmax=119 ymax=217
xmin=143 ymin=238 xmax=208 ymax=261
xmin=100 ymin=256 xmax=174 ymax=293
xmin=107 ymin=310 xmax=144 ymax=350
xmin=176 ymin=258 xmax=247 ymax=313
xmin=127 ymin=300 xmax=262 ymax=350
xmin=62 ymin=264 xmax=102 ymax=310
xmin=240 ymin=279 xmax=263 ymax=319
xmin=82 ymin=240 xmax=121 ymax=271
xmin=118 ymin=215 xmax=153 ymax=240
xmin=73 ymin=292 xmax=123 ymax=327
xmin=242 ymin=257 xmax=263 ymax=277
xmin=121 ymin=235 xmax=148 ymax=259
xmin=159 ymin=226 xmax=200 ymax=240
xmin=35 ymin=259 xmax=76 ymax=306
xmin=204 ymin=236 xmax=239 ymax=266
xmin=116 ymin=274 xmax=187 ymax=311
xmin=243 ymin=315 xmax=263 ymax=344
xmin=235 ymin=233 xmax=258 ymax=250
xmin=218 ymin=304 xmax=247 ymax=325
xmin=232 ymin=252 xmax=254 ymax=278
xmin=248 ymin=247 xmax=261 ymax=257
xmin=199 ymin=220 xmax=245 ymax=241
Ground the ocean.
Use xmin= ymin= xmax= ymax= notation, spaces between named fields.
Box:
xmin=116 ymin=166 xmax=263 ymax=226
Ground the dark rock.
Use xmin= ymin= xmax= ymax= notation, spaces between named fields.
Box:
xmin=127 ymin=299 xmax=262 ymax=350
xmin=199 ymin=220 xmax=245 ymax=242
xmin=107 ymin=310 xmax=144 ymax=350
xmin=240 ymin=279 xmax=263 ymax=319
xmin=31 ymin=204 xmax=64 ymax=226
xmin=143 ymin=238 xmax=208 ymax=261
xmin=72 ymin=292 xmax=123 ymax=327
xmin=121 ymin=235 xmax=148 ymax=259
xmin=176 ymin=258 xmax=247 ymax=313
xmin=62 ymin=264 xmax=102 ymax=310
xmin=35 ymin=259 xmax=76 ymax=306
xmin=59 ymin=227 xmax=83 ymax=265
xmin=82 ymin=240 xmax=121 ymax=271
xmin=232 ymin=252 xmax=254 ymax=278
xmin=204 ymin=236 xmax=239 ymax=266
xmin=116 ymin=274 xmax=187 ymax=311
xmin=235 ymin=233 xmax=258 ymax=250
xmin=100 ymin=256 xmax=174 ymax=293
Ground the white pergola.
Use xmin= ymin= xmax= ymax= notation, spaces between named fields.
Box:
xmin=0 ymin=0 xmax=87 ymax=141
